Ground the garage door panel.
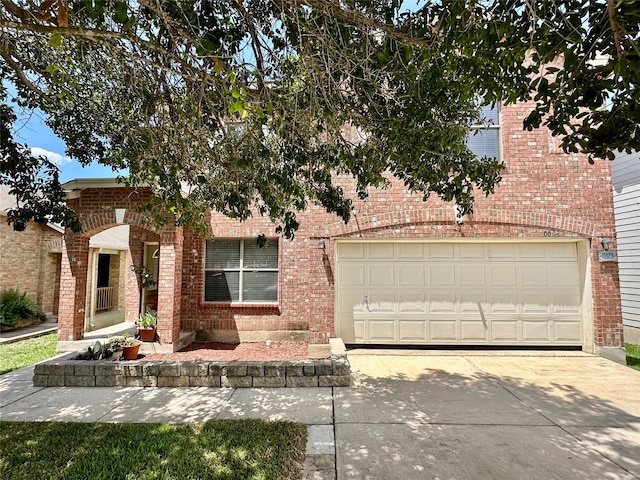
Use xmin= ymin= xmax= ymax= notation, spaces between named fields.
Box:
xmin=522 ymin=321 xmax=551 ymax=341
xmin=398 ymin=243 xmax=425 ymax=259
xmin=520 ymin=265 xmax=548 ymax=286
xmin=428 ymin=244 xmax=454 ymax=258
xmin=398 ymin=264 xmax=425 ymax=286
xmin=458 ymin=244 xmax=485 ymax=259
xmin=549 ymin=243 xmax=577 ymax=259
xmin=336 ymin=241 xmax=583 ymax=346
xmin=551 ymin=293 xmax=581 ymax=313
xmin=368 ymin=265 xmax=394 ymax=286
xmin=491 ymin=321 xmax=519 ymax=341
xmin=399 ymin=320 xmax=427 ymax=341
xmin=459 ymin=293 xmax=486 ymax=313
xmin=367 ymin=292 xmax=395 ymax=312
xmin=519 ymin=243 xmax=547 ymax=259
xmin=339 ymin=243 xmax=365 ymax=259
xmin=488 ymin=244 xmax=516 ymax=258
xmin=429 ymin=321 xmax=457 ymax=341
xmin=487 ymin=293 xmax=518 ymax=314
xmin=338 ymin=264 xmax=365 ymax=286
xmin=553 ymin=321 xmax=581 ymax=342
xmin=369 ymin=320 xmax=396 ymax=342
xmin=489 ymin=264 xmax=517 ymax=285
xmin=521 ymin=292 xmax=552 ymax=313
xmin=368 ymin=243 xmax=394 ymax=259
xmin=353 ymin=320 xmax=365 ymax=343
xmin=459 ymin=265 xmax=486 ymax=286
xmin=337 ymin=290 xmax=364 ymax=315
xmin=429 ymin=265 xmax=456 ymax=286
xmin=429 ymin=293 xmax=456 ymax=313
xmin=398 ymin=292 xmax=427 ymax=312
xmin=549 ymin=265 xmax=579 ymax=287
xmin=460 ymin=321 xmax=488 ymax=341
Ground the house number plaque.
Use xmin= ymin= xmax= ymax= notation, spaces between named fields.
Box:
xmin=598 ymin=251 xmax=617 ymax=262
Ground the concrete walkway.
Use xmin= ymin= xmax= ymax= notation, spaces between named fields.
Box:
xmin=1 ymin=351 xmax=639 ymax=479
xmin=0 ymin=317 xmax=58 ymax=344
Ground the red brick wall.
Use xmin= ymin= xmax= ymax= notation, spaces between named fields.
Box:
xmin=0 ymin=217 xmax=62 ymax=315
xmin=179 ymin=101 xmax=622 ymax=348
xmin=59 ymin=101 xmax=623 ymax=349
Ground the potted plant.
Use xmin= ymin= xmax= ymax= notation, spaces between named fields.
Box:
xmin=137 ymin=311 xmax=158 ymax=342
xmin=108 ymin=333 xmax=141 ymax=360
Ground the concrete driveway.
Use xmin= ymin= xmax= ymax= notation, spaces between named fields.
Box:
xmin=335 ymin=350 xmax=640 ymax=480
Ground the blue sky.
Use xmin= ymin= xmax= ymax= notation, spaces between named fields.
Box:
xmin=12 ymin=104 xmax=124 ymax=183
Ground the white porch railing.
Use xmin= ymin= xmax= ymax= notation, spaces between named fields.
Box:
xmin=96 ymin=287 xmax=116 ymax=311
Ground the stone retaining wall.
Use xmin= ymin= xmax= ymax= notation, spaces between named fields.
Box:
xmin=33 ymin=354 xmax=351 ymax=388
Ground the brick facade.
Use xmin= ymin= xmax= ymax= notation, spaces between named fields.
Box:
xmin=58 ymin=101 xmax=623 ymax=351
xmin=0 ymin=215 xmax=62 ymax=315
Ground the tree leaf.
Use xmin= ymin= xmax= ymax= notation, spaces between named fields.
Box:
xmin=49 ymin=33 xmax=63 ymax=48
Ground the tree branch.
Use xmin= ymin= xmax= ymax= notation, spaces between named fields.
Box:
xmin=607 ymin=0 xmax=624 ymax=62
xmin=0 ymin=45 xmax=51 ymax=100
xmin=292 ymin=0 xmax=438 ymax=48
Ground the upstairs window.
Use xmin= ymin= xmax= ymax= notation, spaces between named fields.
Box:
xmin=466 ymin=104 xmax=500 ymax=161
xmin=204 ymin=239 xmax=278 ymax=303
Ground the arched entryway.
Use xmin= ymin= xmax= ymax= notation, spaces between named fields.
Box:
xmin=57 ymin=180 xmax=186 ymax=352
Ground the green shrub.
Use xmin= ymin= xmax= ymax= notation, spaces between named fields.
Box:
xmin=0 ymin=289 xmax=46 ymax=328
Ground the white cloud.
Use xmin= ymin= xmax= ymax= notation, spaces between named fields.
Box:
xmin=30 ymin=147 xmax=73 ymax=166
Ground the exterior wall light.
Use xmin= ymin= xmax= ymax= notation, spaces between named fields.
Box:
xmin=318 ymin=239 xmax=326 ymax=250
xmin=600 ymin=238 xmax=613 ymax=250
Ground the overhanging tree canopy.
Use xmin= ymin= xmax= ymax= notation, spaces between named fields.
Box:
xmin=1 ymin=0 xmax=638 ymax=235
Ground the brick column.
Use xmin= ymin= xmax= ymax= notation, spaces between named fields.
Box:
xmin=590 ymin=238 xmax=624 ymax=348
xmin=58 ymin=233 xmax=90 ymax=341
xmin=156 ymin=227 xmax=183 ymax=345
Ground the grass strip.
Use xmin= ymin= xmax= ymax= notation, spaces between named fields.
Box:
xmin=0 ymin=333 xmax=57 ymax=375
xmin=0 ymin=419 xmax=306 ymax=480
xmin=625 ymin=343 xmax=640 ymax=372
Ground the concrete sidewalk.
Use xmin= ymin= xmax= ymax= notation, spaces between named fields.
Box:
xmin=0 ymin=317 xmax=58 ymax=344
xmin=1 ymin=352 xmax=639 ymax=480
xmin=0 ymin=363 xmax=337 ymax=479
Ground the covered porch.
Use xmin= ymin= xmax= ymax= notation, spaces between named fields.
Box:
xmin=57 ymin=179 xmax=192 ymax=353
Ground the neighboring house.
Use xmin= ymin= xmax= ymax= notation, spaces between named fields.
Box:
xmin=612 ymin=151 xmax=640 ymax=345
xmin=56 ymin=101 xmax=624 ymax=355
xmin=0 ymin=185 xmax=63 ymax=317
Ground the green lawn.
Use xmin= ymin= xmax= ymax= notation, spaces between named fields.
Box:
xmin=0 ymin=420 xmax=306 ymax=480
xmin=626 ymin=343 xmax=640 ymax=372
xmin=0 ymin=333 xmax=57 ymax=375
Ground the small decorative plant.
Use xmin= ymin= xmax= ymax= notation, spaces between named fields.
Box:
xmin=137 ymin=311 xmax=158 ymax=342
xmin=131 ymin=265 xmax=157 ymax=289
xmin=108 ymin=333 xmax=141 ymax=360
xmin=77 ymin=339 xmax=122 ymax=360
xmin=108 ymin=333 xmax=138 ymax=347
xmin=137 ymin=311 xmax=158 ymax=329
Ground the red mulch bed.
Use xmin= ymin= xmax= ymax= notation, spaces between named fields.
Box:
xmin=141 ymin=342 xmax=310 ymax=362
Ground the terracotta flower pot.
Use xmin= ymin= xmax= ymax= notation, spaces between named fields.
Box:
xmin=139 ymin=327 xmax=157 ymax=342
xmin=122 ymin=342 xmax=142 ymax=360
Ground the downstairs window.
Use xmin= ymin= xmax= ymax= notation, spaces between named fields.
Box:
xmin=204 ymin=238 xmax=278 ymax=303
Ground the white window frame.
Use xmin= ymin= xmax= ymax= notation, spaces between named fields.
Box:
xmin=467 ymin=103 xmax=501 ymax=161
xmin=203 ymin=239 xmax=279 ymax=304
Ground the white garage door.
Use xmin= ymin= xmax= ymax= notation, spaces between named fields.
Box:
xmin=336 ymin=241 xmax=583 ymax=345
